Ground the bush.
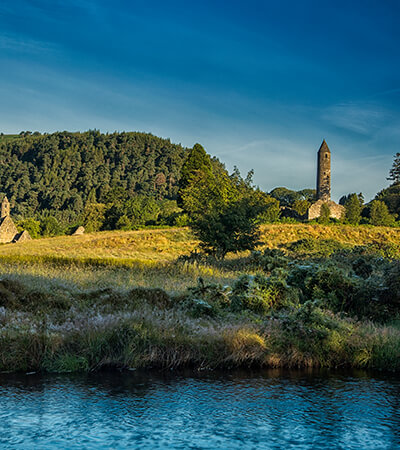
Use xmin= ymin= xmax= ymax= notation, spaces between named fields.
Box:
xmin=285 ymin=238 xmax=349 ymax=257
xmin=16 ymin=218 xmax=41 ymax=238
xmin=230 ymin=273 xmax=295 ymax=314
xmin=40 ymin=216 xmax=63 ymax=237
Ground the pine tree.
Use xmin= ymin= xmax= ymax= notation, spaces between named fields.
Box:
xmin=387 ymin=153 xmax=400 ymax=184
xmin=345 ymin=193 xmax=361 ymax=225
xmin=178 ymin=143 xmax=212 ymax=207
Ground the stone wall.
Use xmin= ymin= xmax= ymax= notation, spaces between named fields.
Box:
xmin=306 ymin=199 xmax=345 ymax=220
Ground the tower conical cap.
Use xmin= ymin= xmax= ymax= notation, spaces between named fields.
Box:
xmin=318 ymin=139 xmax=331 ymax=153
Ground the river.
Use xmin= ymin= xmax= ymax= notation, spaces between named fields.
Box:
xmin=0 ymin=369 xmax=399 ymax=449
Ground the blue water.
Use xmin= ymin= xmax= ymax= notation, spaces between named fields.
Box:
xmin=0 ymin=369 xmax=399 ymax=449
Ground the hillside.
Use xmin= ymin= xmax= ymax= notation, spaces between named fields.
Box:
xmin=0 ymin=130 xmax=188 ymax=221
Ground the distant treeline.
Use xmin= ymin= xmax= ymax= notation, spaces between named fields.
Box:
xmin=0 ymin=130 xmax=187 ymax=225
xmin=0 ymin=131 xmax=399 ymax=238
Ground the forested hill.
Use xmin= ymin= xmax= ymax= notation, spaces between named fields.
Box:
xmin=0 ymin=130 xmax=188 ymax=220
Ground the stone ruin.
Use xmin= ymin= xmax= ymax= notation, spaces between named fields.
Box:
xmin=305 ymin=140 xmax=345 ymax=220
xmin=0 ymin=196 xmax=31 ymax=243
xmin=72 ymin=226 xmax=85 ymax=236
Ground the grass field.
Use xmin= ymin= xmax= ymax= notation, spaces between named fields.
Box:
xmin=0 ymin=223 xmax=399 ymax=373
xmin=0 ymin=223 xmax=398 ymax=292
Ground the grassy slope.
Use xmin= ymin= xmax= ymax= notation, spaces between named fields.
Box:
xmin=1 ymin=223 xmax=398 ymax=263
xmin=0 ymin=223 xmax=397 ymax=293
xmin=0 ymin=223 xmax=399 ymax=373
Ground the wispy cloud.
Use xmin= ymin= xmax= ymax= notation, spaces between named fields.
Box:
xmin=0 ymin=33 xmax=57 ymax=55
xmin=321 ymin=103 xmax=389 ymax=135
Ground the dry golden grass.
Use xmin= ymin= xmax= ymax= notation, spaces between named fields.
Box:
xmin=0 ymin=223 xmax=397 ymax=294
xmin=0 ymin=227 xmax=197 ymax=262
xmin=0 ymin=224 xmax=398 ymax=263
xmin=259 ymin=223 xmax=400 ymax=248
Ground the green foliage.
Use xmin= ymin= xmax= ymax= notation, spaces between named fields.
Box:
xmin=269 ymin=187 xmax=315 ymax=207
xmin=0 ymin=130 xmax=187 ymax=224
xmin=318 ymin=203 xmax=331 ymax=224
xmin=191 ymin=186 xmax=269 ymax=259
xmin=178 ymin=143 xmax=212 ymax=207
xmin=285 ymin=238 xmax=349 ymax=257
xmin=82 ymin=202 xmax=106 ymax=232
xmin=180 ymin=159 xmax=234 ymax=221
xmin=184 ymin=277 xmax=230 ymax=317
xmin=116 ymin=215 xmax=131 ymax=230
xmin=231 ymin=273 xmax=295 ymax=314
xmin=179 ymin=145 xmax=268 ymax=258
xmin=40 ymin=216 xmax=63 ymax=237
xmin=387 ymin=152 xmax=400 ymax=184
xmin=16 ymin=218 xmax=41 ymax=238
xmin=257 ymin=196 xmax=281 ymax=223
xmin=269 ymin=187 xmax=300 ymax=206
xmin=104 ymin=196 xmax=161 ymax=230
xmin=369 ymin=200 xmax=395 ymax=226
xmin=292 ymin=199 xmax=311 ymax=216
xmin=375 ymin=183 xmax=400 ymax=216
xmin=344 ymin=193 xmax=362 ymax=225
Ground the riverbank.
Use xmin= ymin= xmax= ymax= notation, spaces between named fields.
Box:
xmin=0 ymin=274 xmax=399 ymax=373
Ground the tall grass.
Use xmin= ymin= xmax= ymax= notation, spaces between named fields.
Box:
xmin=0 ymin=223 xmax=399 ymax=373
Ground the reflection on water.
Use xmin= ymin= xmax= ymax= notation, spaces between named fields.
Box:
xmin=0 ymin=368 xmax=399 ymax=449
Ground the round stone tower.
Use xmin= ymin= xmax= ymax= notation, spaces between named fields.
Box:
xmin=316 ymin=140 xmax=331 ymax=201
xmin=1 ymin=196 xmax=10 ymax=218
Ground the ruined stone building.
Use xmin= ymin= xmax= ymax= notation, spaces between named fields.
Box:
xmin=305 ymin=140 xmax=345 ymax=220
xmin=0 ymin=196 xmax=31 ymax=243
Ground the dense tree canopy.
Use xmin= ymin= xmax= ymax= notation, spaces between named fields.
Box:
xmin=375 ymin=183 xmax=400 ymax=217
xmin=0 ymin=131 xmax=188 ymax=222
xmin=269 ymin=187 xmax=315 ymax=207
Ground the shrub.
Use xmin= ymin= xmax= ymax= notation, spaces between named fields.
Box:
xmin=285 ymin=238 xmax=348 ymax=257
xmin=370 ymin=200 xmax=395 ymax=226
xmin=230 ymin=273 xmax=295 ymax=314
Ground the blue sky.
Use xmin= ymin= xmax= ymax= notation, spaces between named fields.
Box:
xmin=0 ymin=0 xmax=399 ymax=200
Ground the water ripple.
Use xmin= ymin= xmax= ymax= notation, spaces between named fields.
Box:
xmin=0 ymin=369 xmax=399 ymax=449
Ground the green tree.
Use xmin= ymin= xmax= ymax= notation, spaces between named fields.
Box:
xmin=318 ymin=203 xmax=331 ymax=224
xmin=369 ymin=200 xmax=395 ymax=226
xmin=375 ymin=184 xmax=400 ymax=216
xmin=186 ymin=161 xmax=269 ymax=259
xmin=116 ymin=214 xmax=131 ymax=230
xmin=82 ymin=203 xmax=106 ymax=232
xmin=17 ymin=218 xmax=41 ymax=238
xmin=297 ymin=189 xmax=316 ymax=202
xmin=192 ymin=194 xmax=266 ymax=259
xmin=387 ymin=153 xmax=400 ymax=184
xmin=258 ymin=196 xmax=281 ymax=223
xmin=269 ymin=187 xmax=301 ymax=207
xmin=40 ymin=216 xmax=62 ymax=237
xmin=344 ymin=193 xmax=362 ymax=225
xmin=178 ymin=143 xmax=212 ymax=206
xmin=180 ymin=165 xmax=234 ymax=220
xmin=292 ymin=199 xmax=311 ymax=216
